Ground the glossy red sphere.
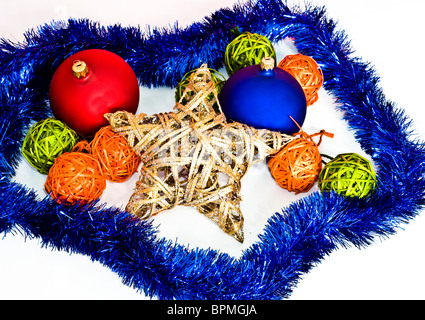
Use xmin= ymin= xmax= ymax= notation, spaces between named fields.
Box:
xmin=49 ymin=49 xmax=139 ymax=137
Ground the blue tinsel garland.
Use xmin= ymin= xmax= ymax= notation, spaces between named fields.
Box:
xmin=1 ymin=0 xmax=425 ymax=299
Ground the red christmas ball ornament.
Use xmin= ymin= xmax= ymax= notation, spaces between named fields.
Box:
xmin=49 ymin=49 xmax=140 ymax=137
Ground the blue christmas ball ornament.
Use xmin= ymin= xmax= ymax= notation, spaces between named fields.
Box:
xmin=219 ymin=57 xmax=307 ymax=134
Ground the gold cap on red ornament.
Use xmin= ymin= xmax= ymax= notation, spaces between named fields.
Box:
xmin=72 ymin=60 xmax=89 ymax=78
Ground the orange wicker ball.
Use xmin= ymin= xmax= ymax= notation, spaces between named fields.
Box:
xmin=45 ymin=150 xmax=106 ymax=205
xmin=277 ymin=53 xmax=323 ymax=106
xmin=90 ymin=126 xmax=141 ymax=182
xmin=268 ymin=136 xmax=323 ymax=194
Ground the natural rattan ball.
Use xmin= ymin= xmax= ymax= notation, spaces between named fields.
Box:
xmin=318 ymin=153 xmax=376 ymax=198
xmin=21 ymin=118 xmax=80 ymax=174
xmin=90 ymin=126 xmax=141 ymax=182
xmin=45 ymin=149 xmax=106 ymax=205
xmin=268 ymin=136 xmax=323 ymax=194
xmin=224 ymin=32 xmax=276 ymax=76
xmin=278 ymin=53 xmax=323 ymax=106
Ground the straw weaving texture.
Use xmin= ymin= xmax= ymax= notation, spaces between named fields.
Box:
xmin=106 ymin=64 xmax=294 ymax=242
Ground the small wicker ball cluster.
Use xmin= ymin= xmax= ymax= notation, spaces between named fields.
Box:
xmin=268 ymin=130 xmax=376 ymax=198
xmin=278 ymin=53 xmax=324 ymax=106
xmin=19 ymin=118 xmax=141 ymax=205
xmin=224 ymin=31 xmax=276 ymax=76
xmin=24 ymin=33 xmax=375 ymax=208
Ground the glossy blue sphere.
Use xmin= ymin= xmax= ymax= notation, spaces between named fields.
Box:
xmin=219 ymin=63 xmax=307 ymax=134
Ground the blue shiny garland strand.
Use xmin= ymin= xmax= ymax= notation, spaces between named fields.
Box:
xmin=1 ymin=0 xmax=425 ymax=299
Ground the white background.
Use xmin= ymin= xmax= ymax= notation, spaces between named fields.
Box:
xmin=1 ymin=0 xmax=425 ymax=300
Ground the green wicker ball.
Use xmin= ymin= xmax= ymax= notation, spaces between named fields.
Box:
xmin=224 ymin=31 xmax=276 ymax=76
xmin=318 ymin=153 xmax=376 ymax=198
xmin=175 ymin=67 xmax=226 ymax=102
xmin=22 ymin=118 xmax=80 ymax=174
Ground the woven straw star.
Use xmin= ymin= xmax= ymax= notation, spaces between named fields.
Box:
xmin=105 ymin=64 xmax=294 ymax=242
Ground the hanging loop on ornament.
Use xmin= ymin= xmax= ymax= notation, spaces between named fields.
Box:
xmin=290 ymin=118 xmax=335 ymax=165
xmin=289 ymin=115 xmax=334 ymax=145
xmin=320 ymin=153 xmax=335 ymax=165
xmin=72 ymin=60 xmax=89 ymax=79
xmin=307 ymin=129 xmax=334 ymax=146
xmin=261 ymin=57 xmax=275 ymax=71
